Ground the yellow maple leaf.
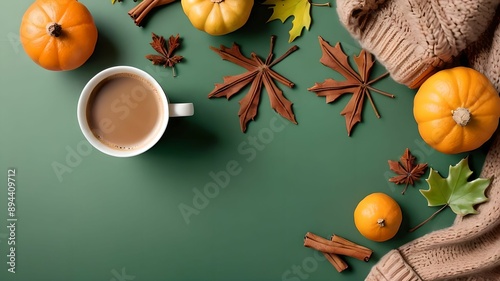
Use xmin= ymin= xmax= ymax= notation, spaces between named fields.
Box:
xmin=263 ymin=0 xmax=330 ymax=43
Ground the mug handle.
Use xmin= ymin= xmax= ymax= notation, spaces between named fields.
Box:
xmin=169 ymin=103 xmax=194 ymax=117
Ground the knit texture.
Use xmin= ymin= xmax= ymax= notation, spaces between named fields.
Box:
xmin=366 ymin=132 xmax=500 ymax=281
xmin=466 ymin=8 xmax=500 ymax=93
xmin=336 ymin=0 xmax=499 ymax=88
xmin=338 ymin=1 xmax=500 ymax=280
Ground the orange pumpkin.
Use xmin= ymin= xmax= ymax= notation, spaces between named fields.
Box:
xmin=354 ymin=193 xmax=402 ymax=242
xmin=413 ymin=67 xmax=500 ymax=154
xmin=20 ymin=0 xmax=98 ymax=71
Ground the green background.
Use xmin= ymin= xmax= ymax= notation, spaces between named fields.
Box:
xmin=0 ymin=1 xmax=491 ymax=280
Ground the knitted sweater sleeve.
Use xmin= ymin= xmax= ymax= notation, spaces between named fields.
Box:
xmin=336 ymin=0 xmax=499 ymax=88
xmin=337 ymin=2 xmax=500 ymax=280
xmin=365 ymin=132 xmax=500 ymax=281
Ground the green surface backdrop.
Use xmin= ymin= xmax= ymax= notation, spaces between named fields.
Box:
xmin=0 ymin=1 xmax=491 ymax=281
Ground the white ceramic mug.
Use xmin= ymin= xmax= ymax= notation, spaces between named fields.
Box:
xmin=77 ymin=66 xmax=194 ymax=157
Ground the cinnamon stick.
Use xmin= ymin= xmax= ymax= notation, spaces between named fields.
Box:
xmin=323 ymin=252 xmax=348 ymax=272
xmin=326 ymin=234 xmax=349 ymax=272
xmin=128 ymin=0 xmax=177 ymax=26
xmin=304 ymin=232 xmax=372 ymax=262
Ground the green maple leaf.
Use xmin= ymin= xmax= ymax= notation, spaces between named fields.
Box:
xmin=263 ymin=0 xmax=330 ymax=43
xmin=411 ymin=157 xmax=490 ymax=232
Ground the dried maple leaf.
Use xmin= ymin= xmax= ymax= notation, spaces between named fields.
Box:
xmin=388 ymin=148 xmax=428 ymax=195
xmin=145 ymin=33 xmax=183 ymax=77
xmin=308 ymin=36 xmax=395 ymax=136
xmin=208 ymin=35 xmax=299 ymax=132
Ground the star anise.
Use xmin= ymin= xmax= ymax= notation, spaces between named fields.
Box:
xmin=308 ymin=36 xmax=395 ymax=136
xmin=145 ymin=33 xmax=183 ymax=77
xmin=388 ymin=148 xmax=428 ymax=194
xmin=208 ymin=36 xmax=299 ymax=132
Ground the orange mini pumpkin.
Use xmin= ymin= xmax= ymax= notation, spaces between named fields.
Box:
xmin=354 ymin=193 xmax=402 ymax=242
xmin=413 ymin=67 xmax=500 ymax=154
xmin=20 ymin=0 xmax=98 ymax=71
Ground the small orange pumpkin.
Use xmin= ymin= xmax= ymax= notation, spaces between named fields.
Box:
xmin=354 ymin=193 xmax=402 ymax=242
xmin=413 ymin=67 xmax=500 ymax=154
xmin=20 ymin=0 xmax=98 ymax=71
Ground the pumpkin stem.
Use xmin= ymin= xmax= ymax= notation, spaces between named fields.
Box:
xmin=377 ymin=218 xmax=385 ymax=227
xmin=452 ymin=107 xmax=471 ymax=126
xmin=47 ymin=23 xmax=62 ymax=37
xmin=211 ymin=0 xmax=224 ymax=3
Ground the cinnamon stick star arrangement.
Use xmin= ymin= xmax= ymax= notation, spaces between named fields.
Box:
xmin=304 ymin=232 xmax=373 ymax=272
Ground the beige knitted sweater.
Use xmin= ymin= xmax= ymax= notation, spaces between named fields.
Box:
xmin=337 ymin=0 xmax=499 ymax=89
xmin=336 ymin=0 xmax=500 ymax=280
xmin=365 ymin=136 xmax=500 ymax=280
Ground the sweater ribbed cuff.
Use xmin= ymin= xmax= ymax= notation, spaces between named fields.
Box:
xmin=365 ymin=250 xmax=422 ymax=281
xmin=336 ymin=0 xmax=498 ymax=88
xmin=336 ymin=0 xmax=437 ymax=87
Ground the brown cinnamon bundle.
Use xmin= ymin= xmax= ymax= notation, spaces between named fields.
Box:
xmin=128 ymin=0 xmax=177 ymax=26
xmin=304 ymin=232 xmax=373 ymax=272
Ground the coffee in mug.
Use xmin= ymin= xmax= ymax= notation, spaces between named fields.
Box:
xmin=86 ymin=73 xmax=163 ymax=150
xmin=78 ymin=66 xmax=194 ymax=157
